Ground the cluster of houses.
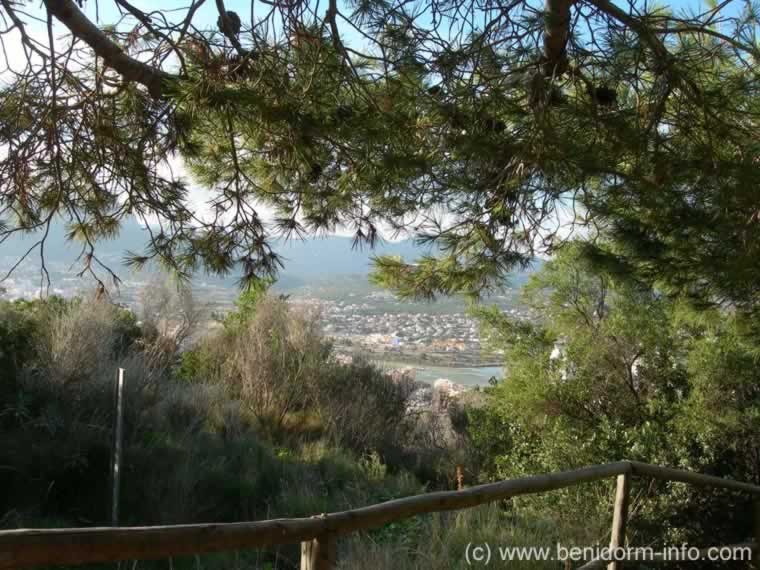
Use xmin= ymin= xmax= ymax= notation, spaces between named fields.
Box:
xmin=380 ymin=365 xmax=469 ymax=414
xmin=318 ymin=301 xmax=482 ymax=347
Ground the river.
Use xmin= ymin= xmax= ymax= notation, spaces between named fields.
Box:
xmin=372 ymin=359 xmax=503 ymax=387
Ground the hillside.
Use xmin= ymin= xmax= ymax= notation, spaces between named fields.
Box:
xmin=1 ymin=218 xmax=540 ymax=299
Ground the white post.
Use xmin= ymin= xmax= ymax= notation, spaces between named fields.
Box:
xmin=111 ymin=367 xmax=125 ymax=527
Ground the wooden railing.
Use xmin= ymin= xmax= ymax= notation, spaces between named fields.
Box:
xmin=1 ymin=461 xmax=759 ymax=569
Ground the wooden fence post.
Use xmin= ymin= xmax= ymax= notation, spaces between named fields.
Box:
xmin=608 ymin=473 xmax=630 ymax=570
xmin=301 ymin=534 xmax=336 ymax=570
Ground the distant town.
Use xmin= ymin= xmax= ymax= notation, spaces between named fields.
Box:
xmin=290 ymin=292 xmax=533 ymax=368
xmin=2 ymin=233 xmax=538 ymax=388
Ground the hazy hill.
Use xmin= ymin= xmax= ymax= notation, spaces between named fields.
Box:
xmin=0 ymin=218 xmax=540 ymax=297
xmin=0 ymin=218 xmax=418 ymax=279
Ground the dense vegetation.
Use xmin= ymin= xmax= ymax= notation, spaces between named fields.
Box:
xmin=1 ymin=0 xmax=760 ymax=568
xmin=468 ymin=244 xmax=760 ymax=555
xmin=1 ymin=284 xmax=530 ymax=569
xmin=3 ymin=245 xmax=759 ymax=568
xmin=2 ymin=1 xmax=759 ymax=310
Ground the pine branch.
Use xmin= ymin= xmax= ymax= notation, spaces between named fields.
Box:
xmin=43 ymin=0 xmax=175 ymax=96
xmin=543 ymin=0 xmax=573 ymax=76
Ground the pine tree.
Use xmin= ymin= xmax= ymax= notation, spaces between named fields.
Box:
xmin=0 ymin=1 xmax=757 ymax=308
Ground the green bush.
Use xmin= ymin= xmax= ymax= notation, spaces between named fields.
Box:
xmin=0 ymin=290 xmax=434 ymax=569
xmin=313 ymin=357 xmax=412 ymax=457
xmin=339 ymin=505 xmax=600 ymax=569
xmin=468 ymin=244 xmax=760 ymax=558
xmin=175 ymin=339 xmax=226 ymax=383
xmin=0 ymin=297 xmax=72 ymax=387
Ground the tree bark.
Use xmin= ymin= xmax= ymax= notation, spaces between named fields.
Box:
xmin=543 ymin=0 xmax=573 ymax=76
xmin=43 ymin=0 xmax=174 ymax=96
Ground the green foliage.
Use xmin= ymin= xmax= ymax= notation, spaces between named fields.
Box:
xmin=5 ymin=1 xmax=759 ymax=306
xmin=177 ymin=280 xmax=275 ymax=384
xmin=222 ymin=297 xmax=332 ymax=435
xmin=582 ymin=64 xmax=760 ymax=312
xmin=340 ymin=505 xmax=601 ymax=569
xmin=313 ymin=357 xmax=412 ymax=455
xmin=0 ymin=292 xmax=431 ymax=569
xmin=7 ymin=246 xmax=760 ymax=566
xmin=0 ymin=297 xmax=139 ymax=385
xmin=469 ymin=242 xmax=760 ymax=549
xmin=677 ymin=307 xmax=760 ymax=480
xmin=222 ymin=277 xmax=276 ymax=331
xmin=175 ymin=336 xmax=227 ymax=384
xmin=0 ymin=300 xmax=43 ymax=382
xmin=178 ymin=296 xmax=416 ymax=456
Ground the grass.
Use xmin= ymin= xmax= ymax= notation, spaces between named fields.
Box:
xmin=340 ymin=502 xmax=604 ymax=569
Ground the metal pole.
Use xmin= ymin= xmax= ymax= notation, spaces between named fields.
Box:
xmin=111 ymin=368 xmax=125 ymax=527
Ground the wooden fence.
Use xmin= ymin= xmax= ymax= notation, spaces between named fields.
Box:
xmin=1 ymin=461 xmax=759 ymax=570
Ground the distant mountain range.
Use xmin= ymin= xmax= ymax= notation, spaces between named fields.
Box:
xmin=1 ymin=218 xmax=541 ymax=294
xmin=274 ymin=235 xmax=435 ymax=288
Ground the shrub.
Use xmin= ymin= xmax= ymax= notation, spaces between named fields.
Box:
xmin=1 ymin=288 xmax=476 ymax=570
xmin=0 ymin=299 xmax=42 ymax=396
xmin=36 ymin=297 xmax=131 ymax=384
xmin=137 ymin=277 xmax=201 ymax=361
xmin=224 ymin=296 xmax=330 ymax=435
xmin=339 ymin=505 xmax=600 ymax=569
xmin=314 ymin=357 xmax=412 ymax=456
xmin=175 ymin=335 xmax=229 ymax=384
xmin=0 ymin=302 xmax=35 ymax=361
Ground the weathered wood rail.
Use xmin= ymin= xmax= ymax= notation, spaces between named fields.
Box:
xmin=1 ymin=461 xmax=758 ymax=569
